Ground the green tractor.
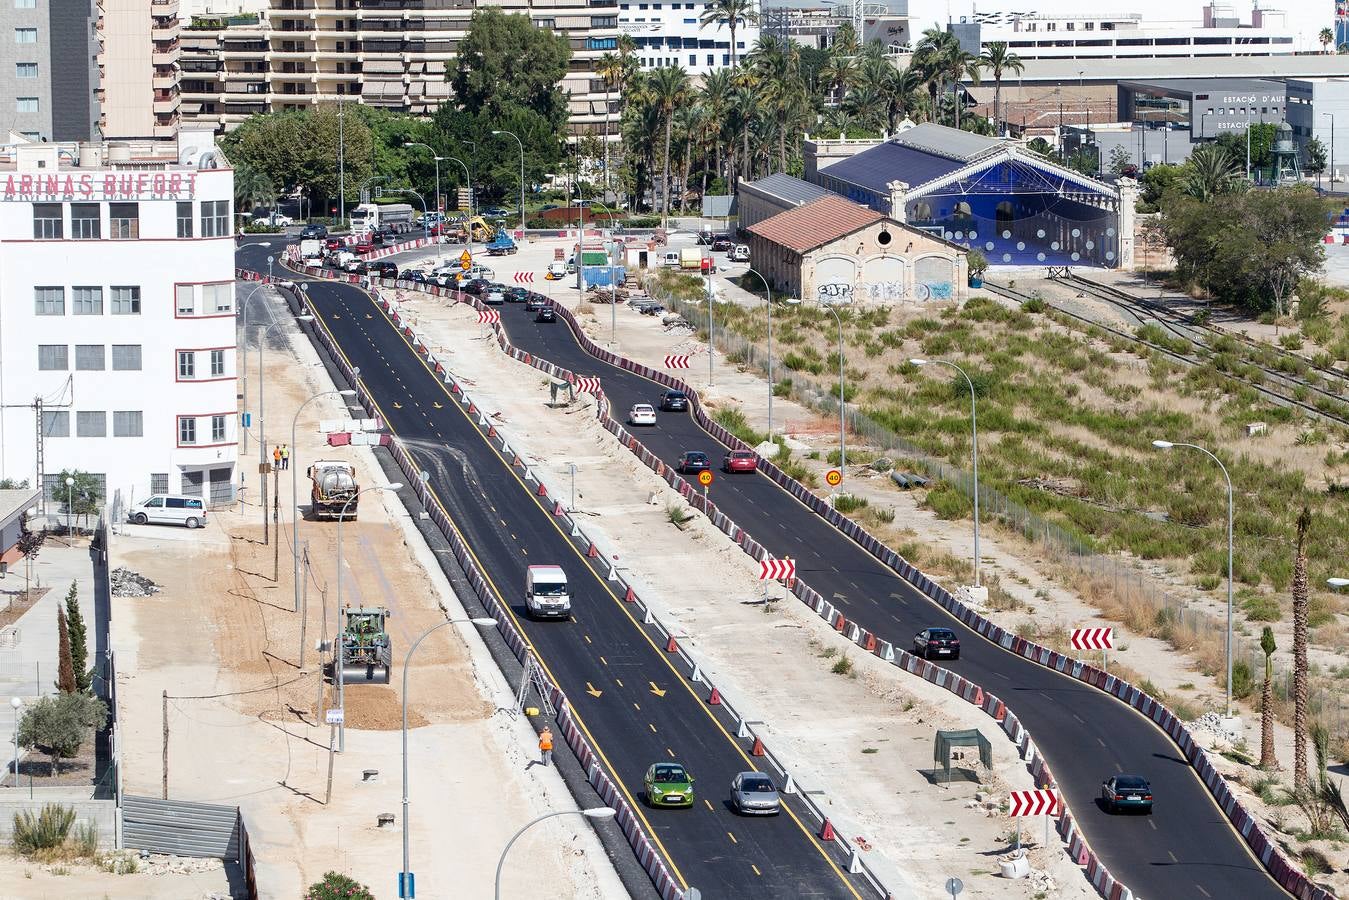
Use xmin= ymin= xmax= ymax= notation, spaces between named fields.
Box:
xmin=340 ymin=606 xmax=392 ymax=684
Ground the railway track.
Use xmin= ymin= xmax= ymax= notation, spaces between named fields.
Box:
xmin=983 ymin=276 xmax=1349 ymax=428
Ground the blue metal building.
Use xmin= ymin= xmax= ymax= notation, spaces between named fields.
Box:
xmin=810 ymin=124 xmax=1128 ymax=268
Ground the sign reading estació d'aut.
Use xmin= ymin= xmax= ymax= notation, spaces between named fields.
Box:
xmin=2 ymin=171 xmax=199 ymax=203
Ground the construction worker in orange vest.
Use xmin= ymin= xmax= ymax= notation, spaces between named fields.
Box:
xmin=272 ymin=446 xmax=282 ymax=470
xmin=539 ymin=726 xmax=554 ymax=767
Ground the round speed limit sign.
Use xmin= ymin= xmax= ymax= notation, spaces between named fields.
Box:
xmin=697 ymin=470 xmax=714 ymax=487
xmin=825 ymin=468 xmax=843 ymax=487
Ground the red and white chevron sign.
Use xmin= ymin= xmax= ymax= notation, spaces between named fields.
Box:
xmin=513 ymin=271 xmax=535 ymax=284
xmin=573 ymin=376 xmax=601 ymax=394
xmin=477 ymin=309 xmax=500 ymax=325
xmin=1008 ymin=790 xmax=1060 ymax=817
xmin=1071 ymin=627 xmax=1113 ymax=651
xmin=664 ymin=355 xmax=692 ymax=369
xmin=758 ymin=558 xmax=796 ymax=580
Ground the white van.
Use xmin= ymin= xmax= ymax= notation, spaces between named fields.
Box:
xmin=129 ymin=494 xmax=207 ymax=529
xmin=525 ymin=565 xmax=571 ymax=619
xmin=660 ymin=250 xmax=681 ymax=268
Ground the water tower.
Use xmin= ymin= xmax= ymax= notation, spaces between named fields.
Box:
xmin=1271 ymin=121 xmax=1301 ymax=182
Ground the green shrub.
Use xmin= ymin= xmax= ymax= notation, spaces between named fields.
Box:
xmin=712 ymin=406 xmax=763 ymax=446
xmin=306 ymin=872 xmax=376 ymax=900
xmin=834 ymin=494 xmax=868 ymax=513
xmin=1228 ymin=659 xmax=1256 ymax=700
xmin=12 ymin=804 xmax=76 ymax=855
xmin=924 ymin=481 xmax=971 ymax=520
xmin=830 ymin=656 xmax=854 ymax=676
xmin=772 ymin=378 xmax=792 ymax=398
xmin=1241 ymin=593 xmax=1282 ymax=622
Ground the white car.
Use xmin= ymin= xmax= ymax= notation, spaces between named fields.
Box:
xmin=128 ymin=494 xmax=207 ymax=529
xmin=547 ymin=261 xmax=569 ymax=280
xmin=627 ymin=403 xmax=657 ymax=426
xmin=731 ymin=244 xmax=750 ymax=262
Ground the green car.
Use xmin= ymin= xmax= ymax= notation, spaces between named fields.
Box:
xmin=644 ymin=762 xmax=695 ymax=808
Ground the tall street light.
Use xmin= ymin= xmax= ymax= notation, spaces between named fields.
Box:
xmin=494 ymin=808 xmax=617 ymax=900
xmin=911 ymin=358 xmax=981 ymax=587
xmin=404 ymin=143 xmax=444 ymax=219
xmin=1152 ymin=439 xmax=1234 ymax=716
xmin=335 ymin=482 xmax=402 ymax=752
xmin=292 ymin=388 xmax=356 ymax=616
xmin=400 ymin=616 xmax=497 ymax=897
xmin=822 ymin=305 xmax=846 ymax=475
xmin=237 ymin=258 xmax=275 ymax=455
xmin=491 ymin=130 xmax=526 ymax=240
xmin=1323 ymin=112 xmax=1336 ymax=187
xmin=1329 ymin=578 xmax=1349 ymax=590
xmin=64 ymin=477 xmax=74 ymax=540
xmin=255 ymin=316 xmax=315 ymax=543
xmin=445 ymin=156 xmax=474 ymax=262
xmin=741 ymin=268 xmax=776 ymax=441
xmin=9 ymin=696 xmax=20 ymax=788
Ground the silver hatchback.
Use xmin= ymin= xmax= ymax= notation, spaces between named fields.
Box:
xmin=731 ymin=771 xmax=781 ymax=816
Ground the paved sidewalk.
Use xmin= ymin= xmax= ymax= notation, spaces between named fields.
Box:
xmin=1 ymin=541 xmax=97 ymax=785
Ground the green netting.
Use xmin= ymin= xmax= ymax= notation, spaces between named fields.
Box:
xmin=933 ymin=728 xmax=993 ymax=784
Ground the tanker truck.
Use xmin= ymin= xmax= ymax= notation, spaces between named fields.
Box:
xmin=309 ymin=460 xmax=359 ymax=521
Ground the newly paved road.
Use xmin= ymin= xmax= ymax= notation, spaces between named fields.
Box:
xmin=456 ymin=280 xmax=1288 ymax=900
xmin=239 ymin=243 xmax=871 ymax=899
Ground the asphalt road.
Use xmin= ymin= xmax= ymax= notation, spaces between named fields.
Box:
xmin=238 ymin=243 xmax=871 ymax=899
xmin=458 ymin=281 xmax=1289 ymax=900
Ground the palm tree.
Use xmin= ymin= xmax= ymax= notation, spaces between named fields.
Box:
xmin=1184 ymin=145 xmax=1241 ymax=201
xmin=1292 ymin=506 xmax=1311 ymax=790
xmin=944 ymin=44 xmax=982 ymax=130
xmin=700 ymin=69 xmax=734 ymax=188
xmin=699 ymin=0 xmax=757 ymax=72
xmin=831 ymin=22 xmax=859 ymax=58
xmin=819 ymin=54 xmax=856 ymax=105
xmin=596 ymin=51 xmax=623 ymax=194
xmin=1321 ymin=27 xmax=1335 ymax=54
xmin=913 ymin=27 xmax=957 ymax=124
xmin=234 ymin=159 xmax=275 ymax=216
xmin=1259 ymin=625 xmax=1279 ymax=771
xmin=980 ymin=41 xmax=1024 ymax=136
xmin=843 ymin=83 xmax=887 ymax=134
xmin=648 ymin=65 xmax=691 ymax=227
xmin=728 ymin=82 xmax=756 ymax=182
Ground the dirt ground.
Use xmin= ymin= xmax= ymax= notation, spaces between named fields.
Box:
xmin=100 ymin=281 xmax=626 ymax=900
xmin=400 ymin=270 xmax=1092 ymax=900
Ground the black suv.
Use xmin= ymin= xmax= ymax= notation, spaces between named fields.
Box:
xmin=371 ymin=261 xmax=399 ymax=278
xmin=535 ymin=307 xmax=556 ymax=323
xmin=659 ymin=390 xmax=689 ymax=412
xmin=300 ymin=223 xmax=328 ymax=239
xmin=711 ymin=234 xmax=733 ymax=252
xmin=461 ymin=278 xmax=492 ymax=296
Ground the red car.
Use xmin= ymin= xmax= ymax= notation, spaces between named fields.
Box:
xmin=353 ymin=237 xmax=375 ymax=254
xmin=324 ymin=237 xmax=344 ymax=252
xmin=722 ymin=450 xmax=757 ymax=473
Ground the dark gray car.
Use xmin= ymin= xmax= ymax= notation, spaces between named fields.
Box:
xmin=731 ymin=772 xmax=780 ymax=815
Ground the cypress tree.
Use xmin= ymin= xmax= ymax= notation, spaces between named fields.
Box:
xmin=56 ymin=606 xmax=76 ymax=694
xmin=65 ymin=581 xmax=90 ymax=694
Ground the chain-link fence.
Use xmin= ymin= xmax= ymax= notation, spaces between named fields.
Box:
xmin=652 ymin=283 xmax=1349 ymax=740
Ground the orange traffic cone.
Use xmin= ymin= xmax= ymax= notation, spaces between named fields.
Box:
xmin=708 ymin=687 xmax=721 ymax=705
xmin=820 ymin=818 xmax=835 ymax=841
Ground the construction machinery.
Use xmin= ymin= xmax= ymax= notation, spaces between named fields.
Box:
xmin=453 ymin=216 xmax=498 ymax=243
xmin=309 ymin=460 xmax=359 ymax=521
xmin=340 ymin=605 xmax=392 ymax=684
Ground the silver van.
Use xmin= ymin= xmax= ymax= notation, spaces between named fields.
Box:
xmin=129 ymin=494 xmax=207 ymax=529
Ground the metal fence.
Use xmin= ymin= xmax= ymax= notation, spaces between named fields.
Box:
xmin=652 ymin=284 xmax=1349 ymax=740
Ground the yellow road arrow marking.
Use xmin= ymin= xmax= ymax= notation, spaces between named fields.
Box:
xmin=649 ymin=682 xmax=666 ymax=698
xmin=433 ymin=401 xmax=443 ymax=409
xmin=585 ymin=682 xmax=603 ymax=698
xmin=392 ymin=401 xmax=403 ymax=409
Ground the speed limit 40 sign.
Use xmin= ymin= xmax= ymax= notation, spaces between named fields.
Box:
xmin=825 ymin=468 xmax=843 ymax=487
xmin=697 ymin=470 xmax=714 ymax=487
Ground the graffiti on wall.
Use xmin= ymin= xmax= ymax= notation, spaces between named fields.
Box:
xmin=817 ymin=282 xmax=854 ymax=304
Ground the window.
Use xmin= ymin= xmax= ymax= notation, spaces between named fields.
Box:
xmin=33 ymin=203 xmax=61 ymax=239
xmin=15 ymin=0 xmax=37 ymax=7
xmin=150 ymin=473 xmax=169 ymax=494
xmin=211 ymin=415 xmax=227 ymax=443
xmin=76 ymin=411 xmax=106 ymax=437
xmin=111 ymin=344 xmax=141 ymax=370
xmin=689 ymin=53 xmax=695 ymax=64
xmin=75 ymin=344 xmax=105 ymax=371
xmin=178 ymin=351 xmax=196 ymax=379
xmin=109 ymin=202 xmax=139 ymax=239
xmin=176 ymin=284 xmax=195 ymax=316
xmin=200 ymin=200 xmax=230 ymax=237
xmin=15 ymin=28 xmax=36 ymax=44
xmin=176 ymin=201 xmax=193 ymax=238
xmin=38 ymin=344 xmax=67 ymax=370
xmin=71 ymin=202 xmax=100 ymax=239
xmin=16 ymin=97 xmax=37 ymax=112
xmin=34 ymin=286 xmax=63 ymax=315
xmin=42 ymin=411 xmax=69 ymax=437
xmin=16 ymin=63 xmax=36 ymax=78
xmin=206 ymin=282 xmax=232 ymax=313
xmin=111 ymin=286 xmax=140 ymax=314
xmin=178 ymin=416 xmax=197 ymax=445
xmin=72 ymin=286 xmax=102 ymax=315
xmin=113 ymin=411 xmax=143 ymax=437
xmin=210 ymin=349 xmax=226 ymax=377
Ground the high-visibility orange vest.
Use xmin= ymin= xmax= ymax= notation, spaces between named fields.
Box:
xmin=273 ymin=448 xmax=282 ymax=463
xmin=539 ymin=730 xmax=553 ymax=751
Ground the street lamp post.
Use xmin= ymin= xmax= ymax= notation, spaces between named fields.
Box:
xmin=911 ymin=359 xmax=981 ymax=587
xmin=742 ymin=268 xmax=775 ymax=441
xmin=822 ymin=305 xmax=845 ymax=475
xmin=255 ymin=317 xmax=315 ymax=543
xmin=1323 ymin=112 xmax=1336 ymax=187
xmin=237 ymin=257 xmax=275 ymax=455
xmin=292 ymin=389 xmax=356 ymax=616
xmin=445 ymin=156 xmax=473 ymax=262
xmin=400 ymin=616 xmax=496 ymax=897
xmin=1152 ymin=440 xmax=1234 ymax=716
xmin=494 ymin=808 xmax=617 ymax=900
xmin=405 ymin=144 xmax=443 ymax=220
xmin=491 ymin=130 xmax=526 ymax=241
xmin=64 ymin=477 xmax=74 ymax=540
xmin=10 ymin=696 xmax=21 ymax=787
xmin=1329 ymin=577 xmax=1349 ymax=590
xmin=335 ymin=484 xmax=402 ymax=752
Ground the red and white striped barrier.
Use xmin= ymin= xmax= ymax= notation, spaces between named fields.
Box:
xmin=1009 ymin=789 xmax=1061 ymax=817
xmin=759 ymin=558 xmax=796 ymax=580
xmin=1071 ymin=627 xmax=1113 ymax=651
xmin=478 ymin=309 xmax=501 ymax=325
xmin=513 ymin=271 xmax=535 ymax=283
xmin=572 ymin=376 xmax=601 ymax=394
xmin=663 ymin=355 xmax=691 ymax=369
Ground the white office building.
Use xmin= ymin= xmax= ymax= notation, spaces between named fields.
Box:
xmin=0 ymin=132 xmax=238 ymax=510
xmin=619 ymin=1 xmax=758 ymax=74
xmin=1288 ymin=78 xmax=1349 ymax=183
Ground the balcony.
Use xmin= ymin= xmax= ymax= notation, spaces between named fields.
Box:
xmin=154 ymin=96 xmax=180 ymax=115
xmin=151 ymin=0 xmax=179 ymax=11
xmin=153 ymin=122 xmax=178 ymax=139
xmin=153 ymin=72 xmax=177 ymax=90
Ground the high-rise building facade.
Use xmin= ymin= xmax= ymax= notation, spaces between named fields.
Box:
xmin=0 ymin=0 xmax=98 ymax=142
xmin=618 ymin=1 xmax=758 ymax=75
xmin=96 ymin=0 xmax=182 ymax=140
xmin=177 ymin=0 xmax=618 ymax=140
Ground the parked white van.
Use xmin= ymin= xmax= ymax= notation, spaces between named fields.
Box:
xmin=129 ymin=494 xmax=207 ymax=529
xmin=525 ymin=565 xmax=571 ymax=619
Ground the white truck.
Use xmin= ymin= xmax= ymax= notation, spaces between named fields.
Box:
xmin=525 ymin=565 xmax=571 ymax=619
xmin=300 ymin=239 xmax=324 ymax=263
xmin=349 ymin=202 xmax=416 ymax=234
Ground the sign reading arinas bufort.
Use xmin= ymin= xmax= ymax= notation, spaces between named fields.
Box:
xmin=2 ymin=171 xmax=198 ymax=202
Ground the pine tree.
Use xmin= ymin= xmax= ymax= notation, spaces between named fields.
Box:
xmin=1292 ymin=506 xmax=1311 ymax=790
xmin=1259 ymin=626 xmax=1278 ymax=771
xmin=56 ymin=606 xmax=76 ymax=694
xmin=65 ymin=581 xmax=90 ymax=694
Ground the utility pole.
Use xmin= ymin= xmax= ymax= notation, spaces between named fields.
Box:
xmin=338 ymin=97 xmax=346 ymax=225
xmin=272 ymin=464 xmax=280 ymax=581
xmin=161 ymin=690 xmax=168 ymax=799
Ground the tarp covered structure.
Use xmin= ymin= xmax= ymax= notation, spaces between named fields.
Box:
xmin=933 ymin=728 xmax=993 ymax=784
